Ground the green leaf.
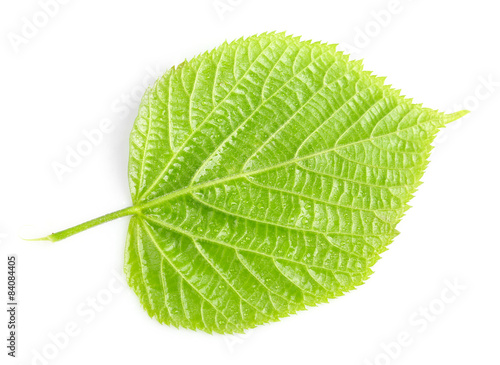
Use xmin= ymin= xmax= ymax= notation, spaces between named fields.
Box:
xmin=35 ymin=32 xmax=468 ymax=334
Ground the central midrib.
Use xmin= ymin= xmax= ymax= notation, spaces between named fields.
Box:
xmin=132 ymin=120 xmax=425 ymax=212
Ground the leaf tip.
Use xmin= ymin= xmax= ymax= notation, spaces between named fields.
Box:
xmin=444 ymin=110 xmax=470 ymax=124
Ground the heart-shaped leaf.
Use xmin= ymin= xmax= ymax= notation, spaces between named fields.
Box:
xmin=36 ymin=32 xmax=468 ymax=333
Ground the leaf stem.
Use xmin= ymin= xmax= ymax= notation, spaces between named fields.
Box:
xmin=27 ymin=206 xmax=137 ymax=242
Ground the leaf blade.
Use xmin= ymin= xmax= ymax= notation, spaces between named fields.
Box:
xmin=125 ymin=32 xmax=468 ymax=333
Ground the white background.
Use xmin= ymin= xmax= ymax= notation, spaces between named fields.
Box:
xmin=1 ymin=0 xmax=499 ymax=364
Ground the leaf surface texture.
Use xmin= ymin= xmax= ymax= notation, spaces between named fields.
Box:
xmin=125 ymin=32 xmax=466 ymax=333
